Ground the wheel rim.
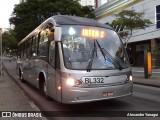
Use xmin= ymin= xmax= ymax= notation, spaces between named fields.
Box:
xmin=43 ymin=82 xmax=47 ymax=95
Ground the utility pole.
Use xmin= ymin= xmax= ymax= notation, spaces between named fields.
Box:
xmin=0 ymin=27 xmax=3 ymax=81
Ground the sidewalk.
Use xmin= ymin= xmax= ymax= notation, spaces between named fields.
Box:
xmin=132 ymin=67 xmax=160 ymax=87
xmin=0 ymin=57 xmax=47 ymax=120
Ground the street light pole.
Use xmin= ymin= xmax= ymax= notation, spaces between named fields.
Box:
xmin=0 ymin=27 xmax=2 ymax=81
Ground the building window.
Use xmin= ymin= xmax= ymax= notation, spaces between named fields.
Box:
xmin=136 ymin=44 xmax=149 ymax=52
xmin=156 ymin=5 xmax=160 ymax=29
xmin=101 ymin=0 xmax=108 ymax=5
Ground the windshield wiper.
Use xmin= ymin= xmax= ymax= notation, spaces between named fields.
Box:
xmin=86 ymin=40 xmax=97 ymax=72
xmin=95 ymin=40 xmax=123 ymax=70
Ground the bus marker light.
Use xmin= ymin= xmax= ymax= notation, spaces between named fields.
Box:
xmin=129 ymin=75 xmax=132 ymax=81
xmin=102 ymin=91 xmax=114 ymax=97
xmin=58 ymin=86 xmax=61 ymax=90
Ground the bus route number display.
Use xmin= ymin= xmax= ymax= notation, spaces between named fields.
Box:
xmin=81 ymin=28 xmax=105 ymax=38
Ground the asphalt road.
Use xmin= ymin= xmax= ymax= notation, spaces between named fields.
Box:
xmin=12 ymin=76 xmax=160 ymax=120
xmin=2 ymin=57 xmax=160 ymax=120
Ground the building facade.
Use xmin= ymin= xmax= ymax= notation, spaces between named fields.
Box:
xmin=95 ymin=0 xmax=111 ymax=8
xmin=20 ymin=0 xmax=95 ymax=7
xmin=95 ymin=0 xmax=160 ymax=68
xmin=20 ymin=0 xmax=26 ymax=3
xmin=79 ymin=0 xmax=95 ymax=6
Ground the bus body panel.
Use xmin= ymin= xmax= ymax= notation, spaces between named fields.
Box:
xmin=21 ymin=59 xmax=31 ymax=81
xmin=17 ymin=15 xmax=133 ymax=104
xmin=60 ymin=68 xmax=132 ymax=103
xmin=33 ymin=59 xmax=57 ymax=99
xmin=21 ymin=58 xmax=59 ymax=100
xmin=62 ymin=81 xmax=132 ymax=104
xmin=47 ymin=63 xmax=59 ymax=101
xmin=30 ymin=59 xmax=39 ymax=87
xmin=22 ymin=59 xmax=37 ymax=86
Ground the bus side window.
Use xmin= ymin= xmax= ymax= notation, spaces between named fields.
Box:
xmin=27 ymin=38 xmax=32 ymax=58
xmin=32 ymin=35 xmax=38 ymax=57
xmin=25 ymin=40 xmax=29 ymax=58
xmin=22 ymin=43 xmax=25 ymax=59
xmin=20 ymin=44 xmax=23 ymax=58
xmin=23 ymin=42 xmax=26 ymax=58
xmin=49 ymin=40 xmax=55 ymax=66
xmin=17 ymin=46 xmax=20 ymax=58
xmin=38 ymin=30 xmax=48 ymax=57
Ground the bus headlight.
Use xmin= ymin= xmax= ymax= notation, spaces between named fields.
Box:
xmin=66 ymin=78 xmax=75 ymax=86
xmin=129 ymin=75 xmax=133 ymax=81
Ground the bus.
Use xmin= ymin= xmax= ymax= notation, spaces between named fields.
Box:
xmin=17 ymin=15 xmax=133 ymax=104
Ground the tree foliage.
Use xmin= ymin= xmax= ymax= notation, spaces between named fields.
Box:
xmin=111 ymin=10 xmax=152 ymax=47
xmin=152 ymin=47 xmax=160 ymax=58
xmin=10 ymin=0 xmax=95 ymax=42
xmin=2 ymin=29 xmax=18 ymax=51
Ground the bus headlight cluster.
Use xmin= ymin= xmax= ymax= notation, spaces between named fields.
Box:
xmin=66 ymin=78 xmax=82 ymax=86
xmin=66 ymin=78 xmax=75 ymax=86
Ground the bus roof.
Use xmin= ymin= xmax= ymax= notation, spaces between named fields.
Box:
xmin=18 ymin=15 xmax=112 ymax=45
xmin=52 ymin=15 xmax=112 ymax=29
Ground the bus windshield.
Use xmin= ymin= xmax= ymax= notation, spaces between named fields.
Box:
xmin=61 ymin=25 xmax=130 ymax=70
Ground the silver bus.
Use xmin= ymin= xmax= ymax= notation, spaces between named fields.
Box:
xmin=17 ymin=15 xmax=133 ymax=104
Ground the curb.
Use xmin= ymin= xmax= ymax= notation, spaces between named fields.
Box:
xmin=133 ymin=81 xmax=160 ymax=88
xmin=132 ymin=70 xmax=160 ymax=74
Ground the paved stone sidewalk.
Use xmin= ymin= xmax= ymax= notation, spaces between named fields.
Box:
xmin=0 ymin=69 xmax=47 ymax=120
xmin=132 ymin=67 xmax=160 ymax=73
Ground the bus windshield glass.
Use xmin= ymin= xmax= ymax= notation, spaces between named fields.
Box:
xmin=61 ymin=25 xmax=130 ymax=70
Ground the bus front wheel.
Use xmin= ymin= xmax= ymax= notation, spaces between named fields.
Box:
xmin=19 ymin=68 xmax=25 ymax=82
xmin=39 ymin=73 xmax=51 ymax=100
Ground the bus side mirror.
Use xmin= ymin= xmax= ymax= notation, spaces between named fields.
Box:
xmin=54 ymin=27 xmax=61 ymax=41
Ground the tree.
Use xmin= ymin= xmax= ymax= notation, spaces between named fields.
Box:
xmin=2 ymin=29 xmax=17 ymax=54
xmin=9 ymin=0 xmax=95 ymax=42
xmin=111 ymin=10 xmax=152 ymax=48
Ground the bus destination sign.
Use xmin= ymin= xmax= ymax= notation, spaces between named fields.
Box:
xmin=81 ymin=28 xmax=105 ymax=38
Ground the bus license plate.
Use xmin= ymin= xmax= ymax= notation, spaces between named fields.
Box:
xmin=82 ymin=77 xmax=104 ymax=84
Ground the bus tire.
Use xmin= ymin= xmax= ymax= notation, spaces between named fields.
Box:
xmin=39 ymin=73 xmax=51 ymax=100
xmin=19 ymin=68 xmax=25 ymax=82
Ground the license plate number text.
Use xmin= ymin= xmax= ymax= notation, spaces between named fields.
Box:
xmin=84 ymin=78 xmax=104 ymax=84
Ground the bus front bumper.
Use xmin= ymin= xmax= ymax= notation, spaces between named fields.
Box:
xmin=62 ymin=82 xmax=133 ymax=104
